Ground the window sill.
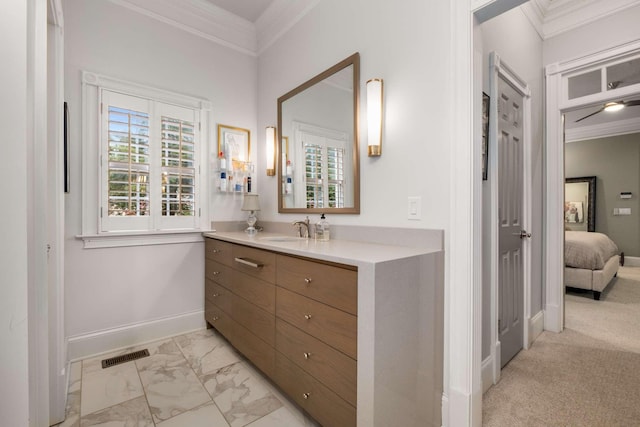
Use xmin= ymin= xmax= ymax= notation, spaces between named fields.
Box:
xmin=77 ymin=230 xmax=211 ymax=249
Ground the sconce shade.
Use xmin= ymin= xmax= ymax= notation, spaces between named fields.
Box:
xmin=367 ymin=78 xmax=383 ymax=157
xmin=241 ymin=193 xmax=260 ymax=211
xmin=266 ymin=126 xmax=276 ymax=176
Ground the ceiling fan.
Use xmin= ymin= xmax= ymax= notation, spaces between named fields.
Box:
xmin=575 ymin=99 xmax=640 ymax=122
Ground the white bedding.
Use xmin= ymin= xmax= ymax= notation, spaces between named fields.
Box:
xmin=565 ymin=231 xmax=619 ymax=270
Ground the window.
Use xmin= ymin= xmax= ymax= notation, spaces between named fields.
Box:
xmin=81 ymin=72 xmax=211 ymax=246
xmin=100 ymin=90 xmax=200 ymax=232
xmin=303 ymin=136 xmax=346 ymax=209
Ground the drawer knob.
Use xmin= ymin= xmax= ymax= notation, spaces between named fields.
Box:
xmin=304 ymin=314 xmax=312 ymax=320
xmin=303 ymin=352 xmax=312 ymax=359
xmin=212 ymin=316 xmax=219 ymax=321
xmin=304 ymin=277 xmax=312 ymax=284
xmin=212 ymin=249 xmax=221 ymax=253
xmin=213 ymin=271 xmax=220 ymax=275
xmin=302 ymin=392 xmax=310 ymax=400
xmin=212 ymin=293 xmax=219 ymax=298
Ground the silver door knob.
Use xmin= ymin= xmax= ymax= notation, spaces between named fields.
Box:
xmin=303 ymin=392 xmax=310 ymax=400
xmin=304 ymin=314 xmax=312 ymax=320
xmin=513 ymin=230 xmax=531 ymax=239
xmin=303 ymin=352 xmax=312 ymax=359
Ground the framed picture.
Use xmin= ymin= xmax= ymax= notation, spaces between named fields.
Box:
xmin=217 ymin=124 xmax=250 ymax=169
xmin=482 ymin=92 xmax=490 ymax=181
xmin=64 ymin=101 xmax=70 ymax=193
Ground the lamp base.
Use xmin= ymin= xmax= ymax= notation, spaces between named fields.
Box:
xmin=245 ymin=210 xmax=258 ymax=235
xmin=245 ymin=226 xmax=257 ymax=235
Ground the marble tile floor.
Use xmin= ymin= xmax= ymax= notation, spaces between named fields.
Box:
xmin=54 ymin=328 xmax=319 ymax=427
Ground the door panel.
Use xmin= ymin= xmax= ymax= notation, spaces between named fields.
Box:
xmin=498 ymin=78 xmax=525 ymax=367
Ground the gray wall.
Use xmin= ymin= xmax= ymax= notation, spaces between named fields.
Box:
xmin=565 ymin=133 xmax=640 ymax=256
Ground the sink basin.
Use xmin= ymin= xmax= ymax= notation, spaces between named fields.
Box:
xmin=259 ymin=235 xmax=305 ymax=242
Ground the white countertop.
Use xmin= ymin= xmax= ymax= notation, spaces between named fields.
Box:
xmin=203 ymin=231 xmax=436 ymax=266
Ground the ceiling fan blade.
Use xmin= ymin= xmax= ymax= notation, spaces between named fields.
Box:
xmin=575 ymin=107 xmax=604 ymax=122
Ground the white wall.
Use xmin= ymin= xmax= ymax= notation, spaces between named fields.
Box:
xmin=478 ymin=7 xmax=544 ymax=359
xmin=0 ymin=1 xmax=30 ymax=424
xmin=543 ymin=4 xmax=640 ymax=66
xmin=257 ymin=0 xmax=452 ymax=229
xmin=63 ymin=0 xmax=257 ymax=355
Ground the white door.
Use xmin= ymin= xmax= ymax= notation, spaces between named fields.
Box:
xmin=497 ymin=77 xmax=528 ymax=367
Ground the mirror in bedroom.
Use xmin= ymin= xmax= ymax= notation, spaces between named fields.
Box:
xmin=565 ymin=176 xmax=596 ymax=232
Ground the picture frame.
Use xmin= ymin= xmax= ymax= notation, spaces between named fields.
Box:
xmin=64 ymin=101 xmax=70 ymax=193
xmin=482 ymin=92 xmax=490 ymax=181
xmin=217 ymin=124 xmax=251 ymax=169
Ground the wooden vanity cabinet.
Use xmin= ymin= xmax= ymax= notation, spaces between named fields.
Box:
xmin=204 ymin=238 xmax=357 ymax=426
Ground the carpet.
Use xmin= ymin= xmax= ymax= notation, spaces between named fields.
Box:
xmin=482 ymin=267 xmax=640 ymax=426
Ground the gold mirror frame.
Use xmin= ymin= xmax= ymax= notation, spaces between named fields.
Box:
xmin=277 ymin=53 xmax=360 ymax=214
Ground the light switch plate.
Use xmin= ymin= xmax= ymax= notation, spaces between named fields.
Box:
xmin=408 ymin=196 xmax=421 ymax=220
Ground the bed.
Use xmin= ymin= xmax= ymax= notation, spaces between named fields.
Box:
xmin=565 ymin=231 xmax=620 ymax=300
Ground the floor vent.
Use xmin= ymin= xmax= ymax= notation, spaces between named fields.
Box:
xmin=101 ymin=349 xmax=150 ymax=369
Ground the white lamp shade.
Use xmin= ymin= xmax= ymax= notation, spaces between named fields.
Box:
xmin=241 ymin=193 xmax=260 ymax=211
xmin=367 ymin=78 xmax=383 ymax=156
xmin=266 ymin=126 xmax=276 ymax=175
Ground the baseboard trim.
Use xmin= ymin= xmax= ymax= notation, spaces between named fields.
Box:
xmin=68 ymin=310 xmax=206 ymax=361
xmin=624 ymin=256 xmax=640 ymax=267
xmin=481 ymin=356 xmax=494 ymax=393
xmin=528 ymin=310 xmax=544 ymax=347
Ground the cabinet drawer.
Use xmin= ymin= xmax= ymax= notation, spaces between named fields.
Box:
xmin=205 ymin=259 xmax=233 ymax=288
xmin=276 ymin=319 xmax=356 ymax=406
xmin=232 ymin=245 xmax=276 ymax=283
xmin=275 ymin=352 xmax=356 ymax=427
xmin=205 ymin=300 xmax=234 ymax=340
xmin=205 ymin=238 xmax=233 ymax=266
xmin=205 ymin=279 xmax=232 ymax=315
xmin=276 ymin=288 xmax=357 ymax=359
xmin=232 ymin=321 xmax=275 ymax=378
xmin=233 ymin=294 xmax=275 ymax=346
xmin=233 ymin=270 xmax=276 ymax=314
xmin=276 ymin=255 xmax=357 ymax=315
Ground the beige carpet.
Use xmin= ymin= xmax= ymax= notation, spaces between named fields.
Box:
xmin=483 ymin=266 xmax=640 ymax=426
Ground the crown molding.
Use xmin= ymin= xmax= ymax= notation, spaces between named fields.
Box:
xmin=256 ymin=0 xmax=320 ymax=55
xmin=109 ymin=0 xmax=257 ymax=56
xmin=108 ymin=0 xmax=320 ymax=57
xmin=522 ymin=0 xmax=640 ymax=40
xmin=565 ymin=117 xmax=640 ymax=143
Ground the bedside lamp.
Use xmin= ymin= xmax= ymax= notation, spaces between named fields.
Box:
xmin=241 ymin=193 xmax=260 ymax=235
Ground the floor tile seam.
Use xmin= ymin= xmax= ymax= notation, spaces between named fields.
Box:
xmin=132 ymin=357 xmax=158 ymax=427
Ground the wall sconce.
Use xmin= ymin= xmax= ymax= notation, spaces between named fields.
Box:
xmin=366 ymin=78 xmax=384 ymax=157
xmin=266 ymin=126 xmax=276 ymax=176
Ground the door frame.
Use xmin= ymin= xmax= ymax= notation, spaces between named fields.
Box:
xmin=488 ymin=51 xmax=532 ymax=384
xmin=545 ymin=39 xmax=640 ymax=333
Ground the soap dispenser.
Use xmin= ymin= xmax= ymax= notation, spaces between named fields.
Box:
xmin=315 ymin=213 xmax=330 ymax=241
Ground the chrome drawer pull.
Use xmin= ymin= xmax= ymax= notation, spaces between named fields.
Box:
xmin=212 ymin=316 xmax=219 ymax=321
xmin=212 ymin=249 xmax=221 ymax=253
xmin=304 ymin=277 xmax=312 ymax=284
xmin=302 ymin=392 xmax=310 ymax=400
xmin=303 ymin=352 xmax=312 ymax=359
xmin=212 ymin=271 xmax=220 ymax=275
xmin=304 ymin=314 xmax=312 ymax=320
xmin=234 ymin=257 xmax=264 ymax=269
xmin=212 ymin=293 xmax=219 ymax=297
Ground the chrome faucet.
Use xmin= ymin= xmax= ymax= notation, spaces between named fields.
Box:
xmin=292 ymin=216 xmax=311 ymax=238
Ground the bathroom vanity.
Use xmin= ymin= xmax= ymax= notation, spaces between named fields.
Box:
xmin=203 ymin=231 xmax=444 ymax=427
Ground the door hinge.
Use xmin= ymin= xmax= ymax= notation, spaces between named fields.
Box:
xmin=199 ymin=208 xmax=201 ymax=217
xmin=100 ymin=103 xmax=103 ymax=114
xmin=498 ymin=319 xmax=502 ymax=331
xmin=100 ymin=207 xmax=103 ymax=218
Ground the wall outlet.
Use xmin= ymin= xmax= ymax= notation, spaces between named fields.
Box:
xmin=408 ymin=197 xmax=422 ymax=220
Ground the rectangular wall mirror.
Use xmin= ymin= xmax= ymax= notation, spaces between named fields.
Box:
xmin=565 ymin=176 xmax=596 ymax=232
xmin=277 ymin=53 xmax=360 ymax=214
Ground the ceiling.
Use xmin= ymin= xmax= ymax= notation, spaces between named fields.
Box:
xmin=203 ymin=0 xmax=273 ymax=23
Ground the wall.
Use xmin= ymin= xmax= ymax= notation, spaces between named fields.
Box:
xmin=63 ymin=0 xmax=257 ymax=357
xmin=257 ymin=0 xmax=451 ymax=229
xmin=543 ymin=4 xmax=640 ymax=66
xmin=565 ymin=133 xmax=640 ymax=256
xmin=477 ymin=7 xmax=544 ymax=360
xmin=0 ymin=0 xmax=30 ymax=423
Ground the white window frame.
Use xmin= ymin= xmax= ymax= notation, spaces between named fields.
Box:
xmin=80 ymin=71 xmax=211 ymax=248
